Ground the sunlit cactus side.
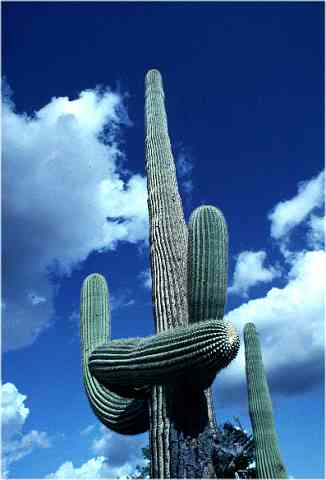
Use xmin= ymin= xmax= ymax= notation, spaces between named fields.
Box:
xmin=244 ymin=322 xmax=288 ymax=479
xmin=80 ymin=273 xmax=149 ymax=435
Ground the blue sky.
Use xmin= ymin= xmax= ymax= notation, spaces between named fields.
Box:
xmin=2 ymin=1 xmax=324 ymax=478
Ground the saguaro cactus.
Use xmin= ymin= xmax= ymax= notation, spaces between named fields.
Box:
xmin=80 ymin=70 xmax=240 ymax=478
xmin=244 ymin=322 xmax=288 ymax=479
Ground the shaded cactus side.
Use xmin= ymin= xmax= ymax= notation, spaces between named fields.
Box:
xmin=244 ymin=322 xmax=288 ymax=479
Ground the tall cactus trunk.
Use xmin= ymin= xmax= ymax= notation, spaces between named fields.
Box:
xmin=145 ymin=69 xmax=217 ymax=478
xmin=244 ymin=323 xmax=288 ymax=479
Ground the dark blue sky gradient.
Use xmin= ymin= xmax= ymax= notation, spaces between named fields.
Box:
xmin=3 ymin=1 xmax=323 ymax=253
xmin=2 ymin=2 xmax=324 ymax=478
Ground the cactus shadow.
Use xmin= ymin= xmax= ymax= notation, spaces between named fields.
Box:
xmin=166 ymin=379 xmax=210 ymax=436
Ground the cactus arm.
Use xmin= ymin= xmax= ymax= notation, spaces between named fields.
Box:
xmin=80 ymin=273 xmax=149 ymax=435
xmin=89 ymin=319 xmax=240 ymax=388
xmin=187 ymin=205 xmax=229 ymax=433
xmin=188 ymin=205 xmax=228 ymax=323
xmin=244 ymin=322 xmax=288 ymax=479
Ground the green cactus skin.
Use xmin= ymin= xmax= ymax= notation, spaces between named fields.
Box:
xmin=187 ymin=205 xmax=229 ymax=434
xmin=145 ymin=69 xmax=190 ymax=478
xmin=188 ymin=205 xmax=228 ymax=323
xmin=145 ymin=69 xmax=189 ymax=333
xmin=80 ymin=273 xmax=149 ymax=435
xmin=80 ymin=71 xmax=240 ymax=477
xmin=244 ymin=323 xmax=288 ymax=479
xmin=89 ymin=319 xmax=240 ymax=388
xmin=145 ymin=69 xmax=234 ymax=478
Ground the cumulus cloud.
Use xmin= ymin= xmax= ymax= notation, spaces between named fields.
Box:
xmin=46 ymin=457 xmax=111 ymax=479
xmin=46 ymin=427 xmax=147 ymax=479
xmin=2 ymin=383 xmax=51 ymax=476
xmin=2 ymin=84 xmax=149 ymax=351
xmin=222 ymin=250 xmax=325 ymax=399
xmin=307 ymin=214 xmax=324 ymax=249
xmin=268 ymin=171 xmax=324 ymax=240
xmin=217 ymin=171 xmax=325 ymax=402
xmin=91 ymin=426 xmax=147 ymax=469
xmin=216 ymin=170 xmax=325 ymax=402
xmin=228 ymin=250 xmax=281 ymax=298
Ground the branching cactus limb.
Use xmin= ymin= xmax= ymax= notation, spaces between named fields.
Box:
xmin=80 ymin=273 xmax=150 ymax=435
xmin=187 ymin=205 xmax=229 ymax=432
xmin=89 ymin=319 xmax=240 ymax=387
xmin=244 ymin=322 xmax=288 ymax=479
xmin=188 ymin=205 xmax=228 ymax=324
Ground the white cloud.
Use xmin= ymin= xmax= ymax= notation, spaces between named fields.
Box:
xmin=2 ymin=85 xmax=149 ymax=351
xmin=2 ymin=383 xmax=29 ymax=441
xmin=91 ymin=426 xmax=147 ymax=469
xmin=80 ymin=425 xmax=96 ymax=436
xmin=219 ymin=249 xmax=325 ymax=400
xmin=268 ymin=171 xmax=324 ymax=240
xmin=46 ymin=457 xmax=111 ymax=479
xmin=307 ymin=214 xmax=324 ymax=249
xmin=1 ymin=383 xmax=51 ymax=476
xmin=139 ymin=269 xmax=152 ymax=290
xmin=228 ymin=250 xmax=281 ymax=298
xmin=46 ymin=428 xmax=147 ymax=479
xmin=218 ymin=171 xmax=325 ymax=401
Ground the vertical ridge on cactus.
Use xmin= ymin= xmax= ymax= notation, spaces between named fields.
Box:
xmin=80 ymin=273 xmax=150 ymax=435
xmin=244 ymin=322 xmax=288 ymax=479
xmin=145 ymin=68 xmax=190 ymax=478
xmin=145 ymin=69 xmax=189 ymax=333
xmin=187 ymin=205 xmax=229 ymax=431
xmin=188 ymin=205 xmax=228 ymax=323
xmin=89 ymin=319 xmax=240 ymax=387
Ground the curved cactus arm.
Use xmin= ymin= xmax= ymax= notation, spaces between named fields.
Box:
xmin=80 ymin=273 xmax=150 ymax=435
xmin=244 ymin=322 xmax=288 ymax=479
xmin=89 ymin=319 xmax=240 ymax=390
xmin=188 ymin=205 xmax=228 ymax=323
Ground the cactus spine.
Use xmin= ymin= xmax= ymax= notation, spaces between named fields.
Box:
xmin=80 ymin=70 xmax=240 ymax=478
xmin=244 ymin=322 xmax=288 ymax=479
